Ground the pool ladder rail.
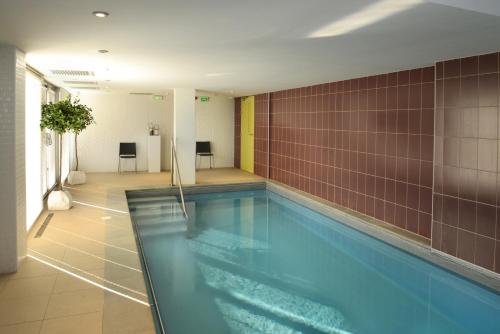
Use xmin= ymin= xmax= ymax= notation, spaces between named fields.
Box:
xmin=170 ymin=138 xmax=188 ymax=220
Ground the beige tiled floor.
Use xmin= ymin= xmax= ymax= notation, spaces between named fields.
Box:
xmin=196 ymin=167 xmax=263 ymax=184
xmin=0 ymin=168 xmax=262 ymax=334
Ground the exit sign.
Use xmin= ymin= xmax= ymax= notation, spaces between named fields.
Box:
xmin=200 ymin=96 xmax=210 ymax=102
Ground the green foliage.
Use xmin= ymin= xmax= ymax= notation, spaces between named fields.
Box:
xmin=41 ymin=97 xmax=95 ymax=134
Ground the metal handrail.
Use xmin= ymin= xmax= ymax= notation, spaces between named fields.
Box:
xmin=170 ymin=139 xmax=188 ymax=219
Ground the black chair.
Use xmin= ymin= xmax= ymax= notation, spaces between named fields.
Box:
xmin=118 ymin=142 xmax=137 ymax=173
xmin=196 ymin=141 xmax=214 ymax=169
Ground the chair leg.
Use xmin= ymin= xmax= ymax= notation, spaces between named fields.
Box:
xmin=118 ymin=158 xmax=121 ymax=173
xmin=135 ymin=158 xmax=137 ymax=173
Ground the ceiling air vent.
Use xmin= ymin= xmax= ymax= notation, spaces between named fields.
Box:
xmin=51 ymin=69 xmax=95 ymax=77
xmin=63 ymin=80 xmax=98 ymax=85
xmin=68 ymin=86 xmax=100 ymax=90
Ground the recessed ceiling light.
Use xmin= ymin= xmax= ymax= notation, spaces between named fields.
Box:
xmin=98 ymin=49 xmax=109 ymax=54
xmin=92 ymin=11 xmax=109 ymax=18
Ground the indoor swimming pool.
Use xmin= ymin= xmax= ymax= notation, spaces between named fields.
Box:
xmin=127 ymin=189 xmax=500 ymax=334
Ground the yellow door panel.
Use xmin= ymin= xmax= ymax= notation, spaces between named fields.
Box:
xmin=240 ymin=96 xmax=254 ymax=173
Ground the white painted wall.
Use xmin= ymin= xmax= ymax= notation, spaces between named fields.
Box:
xmin=77 ymin=92 xmax=173 ymax=172
xmin=74 ymin=90 xmax=233 ymax=174
xmin=195 ymin=92 xmax=235 ymax=169
xmin=173 ymin=88 xmax=196 ymax=184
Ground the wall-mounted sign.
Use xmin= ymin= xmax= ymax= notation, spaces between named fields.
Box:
xmin=200 ymin=96 xmax=210 ymax=102
xmin=153 ymin=95 xmax=164 ymax=101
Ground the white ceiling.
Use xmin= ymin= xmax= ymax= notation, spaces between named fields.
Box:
xmin=0 ymin=0 xmax=500 ymax=96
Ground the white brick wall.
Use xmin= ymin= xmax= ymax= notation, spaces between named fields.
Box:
xmin=15 ymin=48 xmax=26 ymax=262
xmin=0 ymin=44 xmax=26 ymax=273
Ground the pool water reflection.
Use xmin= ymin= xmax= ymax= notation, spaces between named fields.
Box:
xmin=127 ymin=190 xmax=500 ymax=334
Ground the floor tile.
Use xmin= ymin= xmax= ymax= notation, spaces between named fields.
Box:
xmin=99 ymin=250 xmax=142 ymax=270
xmin=196 ymin=168 xmax=263 ymax=184
xmin=28 ymin=238 xmax=67 ymax=261
xmin=0 ymin=275 xmax=56 ymax=300
xmin=47 ymin=225 xmax=108 ymax=243
xmin=0 ymin=321 xmax=42 ymax=334
xmin=39 ymin=233 xmax=107 ymax=258
xmin=45 ymin=287 xmax=104 ymax=319
xmin=40 ymin=312 xmax=102 ymax=334
xmin=8 ymin=258 xmax=58 ymax=280
xmin=62 ymin=251 xmax=106 ymax=271
xmin=52 ymin=272 xmax=96 ymax=294
xmin=102 ymin=293 xmax=155 ymax=334
xmin=0 ymin=295 xmax=50 ymax=325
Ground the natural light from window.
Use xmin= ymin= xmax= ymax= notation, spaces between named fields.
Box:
xmin=25 ymin=71 xmax=43 ymax=231
xmin=309 ymin=0 xmax=422 ymax=38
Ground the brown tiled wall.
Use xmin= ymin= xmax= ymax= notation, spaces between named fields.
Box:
xmin=434 ymin=52 xmax=500 ymax=273
xmin=234 ymin=97 xmax=241 ymax=168
xmin=234 ymin=52 xmax=500 ymax=273
xmin=254 ymin=94 xmax=270 ymax=177
xmin=268 ymin=67 xmax=435 ymax=239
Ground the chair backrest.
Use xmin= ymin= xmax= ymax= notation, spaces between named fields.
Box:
xmin=119 ymin=142 xmax=136 ymax=155
xmin=196 ymin=141 xmax=211 ymax=154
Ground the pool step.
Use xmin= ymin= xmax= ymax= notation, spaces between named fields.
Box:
xmin=129 ymin=195 xmax=188 ymax=236
xmin=129 ymin=202 xmax=184 ymax=212
xmin=127 ymin=195 xmax=176 ymax=203
xmin=128 ymin=200 xmax=180 ymax=208
xmin=137 ymin=212 xmax=187 ymax=235
xmin=133 ymin=212 xmax=186 ymax=224
xmin=139 ymin=220 xmax=187 ymax=236
xmin=128 ymin=196 xmax=179 ymax=206
xmin=130 ymin=206 xmax=185 ymax=218
xmin=128 ymin=195 xmax=183 ymax=214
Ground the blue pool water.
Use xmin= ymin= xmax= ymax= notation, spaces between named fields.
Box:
xmin=127 ymin=190 xmax=500 ymax=334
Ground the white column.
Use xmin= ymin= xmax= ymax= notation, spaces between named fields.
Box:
xmin=0 ymin=44 xmax=26 ymax=273
xmin=173 ymin=88 xmax=196 ymax=184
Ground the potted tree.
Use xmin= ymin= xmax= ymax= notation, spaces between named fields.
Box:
xmin=40 ymin=97 xmax=94 ymax=210
xmin=67 ymin=99 xmax=95 ymax=185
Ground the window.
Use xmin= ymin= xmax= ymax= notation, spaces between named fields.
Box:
xmin=25 ymin=71 xmax=43 ymax=230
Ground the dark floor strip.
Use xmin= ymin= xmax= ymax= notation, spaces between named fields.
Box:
xmin=35 ymin=213 xmax=54 ymax=238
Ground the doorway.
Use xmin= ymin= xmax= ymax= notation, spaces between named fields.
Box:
xmin=240 ymin=96 xmax=254 ymax=173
